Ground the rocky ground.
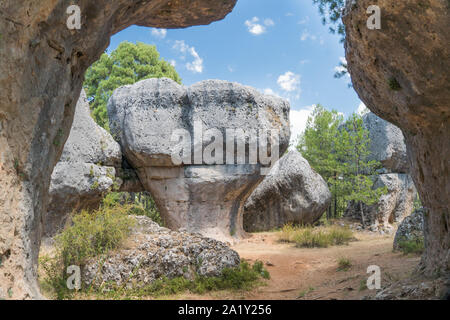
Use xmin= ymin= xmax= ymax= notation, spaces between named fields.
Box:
xmin=39 ymin=219 xmax=444 ymax=300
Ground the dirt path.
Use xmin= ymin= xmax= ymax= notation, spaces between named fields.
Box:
xmin=180 ymin=231 xmax=420 ymax=300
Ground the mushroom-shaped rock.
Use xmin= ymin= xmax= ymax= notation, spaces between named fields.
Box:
xmin=363 ymin=112 xmax=408 ymax=173
xmin=344 ymin=173 xmax=417 ymax=233
xmin=243 ymin=150 xmax=331 ymax=232
xmin=45 ymin=91 xmax=131 ymax=237
xmin=108 ymin=78 xmax=290 ymax=242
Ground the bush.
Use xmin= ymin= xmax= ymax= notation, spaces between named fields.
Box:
xmin=73 ymin=261 xmax=270 ymax=300
xmin=337 ymin=257 xmax=352 ymax=271
xmin=396 ymin=238 xmax=424 ymax=255
xmin=102 ymin=192 xmax=163 ymax=226
xmin=279 ymin=224 xmax=354 ymax=248
xmin=39 ymin=204 xmax=135 ymax=299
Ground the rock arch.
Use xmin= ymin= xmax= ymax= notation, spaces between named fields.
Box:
xmin=0 ymin=0 xmax=236 ymax=299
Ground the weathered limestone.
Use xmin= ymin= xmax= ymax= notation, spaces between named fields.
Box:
xmin=363 ymin=112 xmax=408 ymax=173
xmin=0 ymin=0 xmax=236 ymax=299
xmin=344 ymin=112 xmax=417 ymax=232
xmin=393 ymin=208 xmax=424 ymax=251
xmin=108 ymin=78 xmax=290 ymax=242
xmin=243 ymin=150 xmax=331 ymax=232
xmin=83 ymin=215 xmax=240 ymax=288
xmin=344 ymin=0 xmax=449 ymax=276
xmin=44 ymin=90 xmax=138 ymax=237
xmin=345 ymin=174 xmax=417 ymax=233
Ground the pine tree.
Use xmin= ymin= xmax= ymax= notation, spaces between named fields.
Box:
xmin=84 ymin=41 xmax=181 ymax=130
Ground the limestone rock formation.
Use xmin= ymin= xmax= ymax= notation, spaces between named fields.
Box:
xmin=108 ymin=78 xmax=290 ymax=242
xmin=393 ymin=208 xmax=424 ymax=251
xmin=44 ymin=91 xmax=136 ymax=237
xmin=363 ymin=112 xmax=408 ymax=173
xmin=83 ymin=216 xmax=240 ymax=288
xmin=343 ymin=0 xmax=449 ymax=276
xmin=243 ymin=150 xmax=331 ymax=232
xmin=345 ymin=174 xmax=417 ymax=233
xmin=0 ymin=0 xmax=236 ymax=299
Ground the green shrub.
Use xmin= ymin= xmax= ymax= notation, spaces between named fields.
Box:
xmin=279 ymin=224 xmax=354 ymax=248
xmin=396 ymin=237 xmax=424 ymax=255
xmin=39 ymin=204 xmax=135 ymax=299
xmin=77 ymin=261 xmax=270 ymax=299
xmin=102 ymin=192 xmax=163 ymax=226
xmin=55 ymin=206 xmax=135 ymax=267
xmin=337 ymin=257 xmax=352 ymax=271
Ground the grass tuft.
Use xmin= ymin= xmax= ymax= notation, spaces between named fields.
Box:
xmin=279 ymin=224 xmax=354 ymax=248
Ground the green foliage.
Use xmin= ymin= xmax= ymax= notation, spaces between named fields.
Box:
xmin=396 ymin=238 xmax=425 ymax=255
xmin=42 ymin=259 xmax=269 ymax=300
xmin=102 ymin=192 xmax=163 ymax=226
xmin=312 ymin=0 xmax=346 ymax=41
xmin=56 ymin=206 xmax=135 ymax=267
xmin=337 ymin=257 xmax=352 ymax=271
xmin=297 ymin=105 xmax=386 ymax=222
xmin=39 ymin=204 xmax=135 ymax=299
xmin=279 ymin=224 xmax=353 ymax=248
xmin=84 ymin=41 xmax=181 ymax=130
xmin=388 ymin=77 xmax=402 ymax=91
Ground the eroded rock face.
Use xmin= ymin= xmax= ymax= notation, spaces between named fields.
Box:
xmin=44 ymin=91 xmax=142 ymax=237
xmin=363 ymin=112 xmax=408 ymax=173
xmin=345 ymin=174 xmax=417 ymax=233
xmin=344 ymin=0 xmax=449 ymax=276
xmin=108 ymin=78 xmax=290 ymax=242
xmin=0 ymin=0 xmax=236 ymax=299
xmin=83 ymin=216 xmax=240 ymax=288
xmin=243 ymin=150 xmax=331 ymax=232
xmin=393 ymin=208 xmax=424 ymax=251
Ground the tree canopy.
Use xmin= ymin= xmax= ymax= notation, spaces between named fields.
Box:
xmin=297 ymin=105 xmax=386 ymax=221
xmin=84 ymin=41 xmax=181 ymax=130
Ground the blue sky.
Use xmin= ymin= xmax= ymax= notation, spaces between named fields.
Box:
xmin=108 ymin=0 xmax=365 ymax=144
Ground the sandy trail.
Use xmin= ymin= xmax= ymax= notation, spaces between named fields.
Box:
xmin=180 ymin=231 xmax=420 ymax=300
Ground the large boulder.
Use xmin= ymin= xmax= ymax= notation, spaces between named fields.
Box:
xmin=108 ymin=78 xmax=290 ymax=242
xmin=243 ymin=150 xmax=331 ymax=232
xmin=44 ymin=91 xmax=140 ymax=237
xmin=0 ymin=0 xmax=236 ymax=299
xmin=362 ymin=112 xmax=408 ymax=173
xmin=343 ymin=0 xmax=449 ymax=276
xmin=393 ymin=208 xmax=424 ymax=251
xmin=344 ymin=173 xmax=417 ymax=233
xmin=83 ymin=215 xmax=240 ymax=288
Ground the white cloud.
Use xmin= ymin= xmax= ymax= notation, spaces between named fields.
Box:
xmin=277 ymin=71 xmax=300 ymax=93
xmin=289 ymin=106 xmax=315 ymax=149
xmin=227 ymin=65 xmax=234 ymax=73
xmin=264 ymin=18 xmax=275 ymax=27
xmin=357 ymin=102 xmax=370 ymax=116
xmin=151 ymin=28 xmax=167 ymax=39
xmin=169 ymin=59 xmax=176 ymax=67
xmin=173 ymin=40 xmax=203 ymax=73
xmin=300 ymin=30 xmax=317 ymax=41
xmin=245 ymin=17 xmax=274 ymax=35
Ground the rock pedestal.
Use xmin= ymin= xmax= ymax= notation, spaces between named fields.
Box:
xmin=108 ymin=78 xmax=290 ymax=242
